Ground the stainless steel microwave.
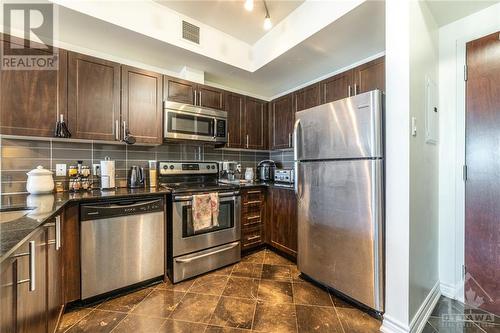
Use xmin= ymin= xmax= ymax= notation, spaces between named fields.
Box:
xmin=163 ymin=101 xmax=227 ymax=143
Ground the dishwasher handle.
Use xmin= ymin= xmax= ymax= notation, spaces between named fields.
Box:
xmin=81 ymin=198 xmax=164 ymax=220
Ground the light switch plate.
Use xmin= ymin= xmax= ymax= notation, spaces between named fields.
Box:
xmin=55 ymin=164 xmax=67 ymax=176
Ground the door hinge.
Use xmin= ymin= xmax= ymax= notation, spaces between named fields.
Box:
xmin=463 ymin=165 xmax=467 ymax=181
xmin=462 ymin=265 xmax=467 ymax=279
xmin=464 ymin=65 xmax=468 ymax=81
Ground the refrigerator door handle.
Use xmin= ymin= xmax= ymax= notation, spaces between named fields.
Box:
xmin=293 ymin=118 xmax=301 ymax=161
xmin=294 ymin=161 xmax=302 ymax=199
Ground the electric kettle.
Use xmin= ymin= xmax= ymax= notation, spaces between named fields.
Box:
xmin=128 ymin=166 xmax=145 ymax=188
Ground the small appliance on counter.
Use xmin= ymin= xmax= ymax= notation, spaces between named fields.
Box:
xmin=257 ymin=160 xmax=276 ymax=181
xmin=100 ymin=157 xmax=116 ymax=190
xmin=218 ymin=161 xmax=240 ymax=182
xmin=274 ymin=169 xmax=294 ymax=184
xmin=128 ymin=166 xmax=145 ymax=188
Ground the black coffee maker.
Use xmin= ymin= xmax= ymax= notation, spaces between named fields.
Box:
xmin=128 ymin=166 xmax=145 ymax=188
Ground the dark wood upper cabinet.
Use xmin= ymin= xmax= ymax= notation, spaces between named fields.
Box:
xmin=270 ymin=188 xmax=297 ymax=258
xmin=198 ymin=84 xmax=224 ymax=110
xmin=353 ymin=56 xmax=385 ymax=94
xmin=163 ymin=76 xmax=224 ymax=110
xmin=121 ymin=66 xmax=163 ymax=144
xmin=163 ymin=75 xmax=195 ymax=105
xmin=225 ymin=92 xmax=245 ymax=148
xmin=244 ymin=97 xmax=267 ymax=150
xmin=320 ymin=70 xmax=354 ymax=104
xmin=0 ymin=35 xmax=67 ymax=137
xmin=294 ymin=83 xmax=321 ymax=112
xmin=68 ymin=52 xmax=120 ymax=141
xmin=271 ymin=94 xmax=294 ymax=150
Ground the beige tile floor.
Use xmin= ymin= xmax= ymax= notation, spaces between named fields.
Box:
xmin=60 ymin=248 xmax=498 ymax=333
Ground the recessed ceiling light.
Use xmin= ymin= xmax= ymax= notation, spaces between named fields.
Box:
xmin=244 ymin=0 xmax=254 ymax=11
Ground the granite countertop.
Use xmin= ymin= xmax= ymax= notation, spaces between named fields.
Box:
xmin=0 ymin=182 xmax=294 ymax=263
xmin=0 ymin=187 xmax=171 ymax=263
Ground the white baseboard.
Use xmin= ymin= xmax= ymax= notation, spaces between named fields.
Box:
xmin=409 ymin=281 xmax=441 ymax=333
xmin=381 ymin=281 xmax=441 ymax=333
xmin=381 ymin=315 xmax=410 ymax=333
xmin=440 ymin=282 xmax=457 ymax=299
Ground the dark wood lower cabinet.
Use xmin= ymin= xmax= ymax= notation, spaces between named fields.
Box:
xmin=269 ymin=188 xmax=297 ymax=258
xmin=0 ymin=256 xmax=16 ymax=333
xmin=63 ymin=204 xmax=80 ymax=304
xmin=241 ymin=188 xmax=266 ymax=250
xmin=46 ymin=218 xmax=64 ymax=333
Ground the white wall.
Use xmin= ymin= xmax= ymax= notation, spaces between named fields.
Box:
xmin=438 ymin=2 xmax=500 ymax=300
xmin=381 ymin=0 xmax=411 ymax=332
xmin=408 ymin=0 xmax=440 ymax=322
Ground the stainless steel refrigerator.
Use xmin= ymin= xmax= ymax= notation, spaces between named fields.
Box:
xmin=293 ymin=90 xmax=384 ymax=312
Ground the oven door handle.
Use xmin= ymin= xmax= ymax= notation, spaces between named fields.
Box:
xmin=174 ymin=191 xmax=240 ymax=202
xmin=174 ymin=242 xmax=240 ymax=263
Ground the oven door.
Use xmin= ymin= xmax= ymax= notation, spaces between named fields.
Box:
xmin=172 ymin=191 xmax=241 ymax=256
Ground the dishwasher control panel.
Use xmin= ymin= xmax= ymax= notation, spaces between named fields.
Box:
xmin=81 ymin=198 xmax=164 ymax=221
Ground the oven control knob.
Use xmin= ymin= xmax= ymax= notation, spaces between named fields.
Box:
xmin=162 ymin=165 xmax=168 ymax=170
xmin=211 ymin=165 xmax=215 ymax=169
xmin=169 ymin=165 xmax=174 ymax=170
xmin=206 ymin=165 xmax=210 ymax=169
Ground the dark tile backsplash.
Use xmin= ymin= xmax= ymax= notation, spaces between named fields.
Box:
xmin=271 ymin=149 xmax=294 ymax=169
xmin=0 ymin=137 xmax=271 ymax=194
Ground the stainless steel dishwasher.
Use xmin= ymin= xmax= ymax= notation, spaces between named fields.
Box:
xmin=80 ymin=197 xmax=165 ymax=299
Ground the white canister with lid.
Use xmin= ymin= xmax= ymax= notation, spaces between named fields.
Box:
xmin=26 ymin=165 xmax=55 ymax=194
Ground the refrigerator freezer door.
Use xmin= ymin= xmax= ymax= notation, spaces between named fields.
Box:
xmin=294 ymin=90 xmax=383 ymax=161
xmin=296 ymin=159 xmax=384 ymax=311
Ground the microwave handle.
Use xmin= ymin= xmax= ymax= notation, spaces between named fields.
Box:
xmin=213 ymin=117 xmax=217 ymax=138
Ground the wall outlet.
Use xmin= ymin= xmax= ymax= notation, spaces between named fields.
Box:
xmin=55 ymin=164 xmax=67 ymax=176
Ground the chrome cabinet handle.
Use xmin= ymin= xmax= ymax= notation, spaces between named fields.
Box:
xmin=348 ymin=85 xmax=352 ymax=97
xmin=122 ymin=121 xmax=126 ymax=140
xmin=55 ymin=215 xmax=61 ymax=251
xmin=227 ymin=131 xmax=230 ymax=146
xmin=19 ymin=241 xmax=37 ymax=291
xmin=247 ymin=235 xmax=260 ymax=241
xmin=115 ymin=120 xmax=120 ymax=140
xmin=199 ymin=91 xmax=202 ymax=106
xmin=247 ymin=190 xmax=261 ymax=194
xmin=353 ymin=84 xmax=358 ymax=95
xmin=194 ymin=89 xmax=197 ymax=105
xmin=246 ymin=135 xmax=249 ymax=148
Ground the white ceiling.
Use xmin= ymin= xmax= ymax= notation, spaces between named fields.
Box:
xmin=154 ymin=0 xmax=304 ymax=44
xmin=425 ymin=0 xmax=498 ymax=27
xmin=54 ymin=0 xmax=384 ymax=99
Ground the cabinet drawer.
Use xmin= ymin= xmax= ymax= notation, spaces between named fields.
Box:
xmin=242 ymin=226 xmax=263 ymax=249
xmin=242 ymin=189 xmax=264 ymax=203
xmin=242 ymin=213 xmax=262 ymax=228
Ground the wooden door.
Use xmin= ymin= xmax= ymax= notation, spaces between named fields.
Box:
xmin=121 ymin=66 xmax=163 ymax=144
xmin=68 ymin=52 xmax=120 ymax=141
xmin=163 ymin=75 xmax=196 ymax=105
xmin=0 ymin=35 xmax=67 ymax=137
xmin=271 ymin=94 xmax=294 ymax=149
xmin=0 ymin=256 xmax=16 ymax=333
xmin=270 ymin=188 xmax=297 ymax=257
xmin=320 ymin=70 xmax=353 ymax=104
xmin=353 ymin=56 xmax=385 ymax=94
xmin=465 ymin=31 xmax=500 ymax=315
xmin=225 ymin=92 xmax=245 ymax=148
xmin=294 ymin=83 xmax=321 ymax=112
xmin=17 ymin=230 xmax=47 ymax=333
xmin=244 ymin=97 xmax=266 ymax=149
xmin=198 ymin=84 xmax=224 ymax=110
xmin=46 ymin=217 xmax=63 ymax=333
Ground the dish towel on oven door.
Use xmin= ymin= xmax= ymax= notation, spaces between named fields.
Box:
xmin=192 ymin=192 xmax=219 ymax=231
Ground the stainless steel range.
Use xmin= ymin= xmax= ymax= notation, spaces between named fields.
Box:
xmin=159 ymin=161 xmax=241 ymax=283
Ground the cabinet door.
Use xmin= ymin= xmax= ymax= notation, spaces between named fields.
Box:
xmin=17 ymin=229 xmax=47 ymax=333
xmin=198 ymin=84 xmax=224 ymax=110
xmin=68 ymin=52 xmax=120 ymax=141
xmin=0 ymin=35 xmax=67 ymax=137
xmin=271 ymin=94 xmax=294 ymax=149
xmin=244 ymin=97 xmax=266 ymax=150
xmin=294 ymin=83 xmax=321 ymax=112
xmin=225 ymin=92 xmax=245 ymax=148
xmin=47 ymin=217 xmax=63 ymax=333
xmin=163 ymin=75 xmax=196 ymax=105
xmin=353 ymin=56 xmax=385 ymax=94
xmin=121 ymin=66 xmax=163 ymax=144
xmin=270 ymin=188 xmax=297 ymax=257
xmin=320 ymin=70 xmax=353 ymax=104
xmin=63 ymin=204 xmax=80 ymax=304
xmin=0 ymin=256 xmax=16 ymax=333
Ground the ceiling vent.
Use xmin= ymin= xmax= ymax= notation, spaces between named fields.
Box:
xmin=182 ymin=21 xmax=200 ymax=44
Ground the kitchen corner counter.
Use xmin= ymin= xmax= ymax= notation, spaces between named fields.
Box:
xmin=0 ymin=187 xmax=170 ymax=263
